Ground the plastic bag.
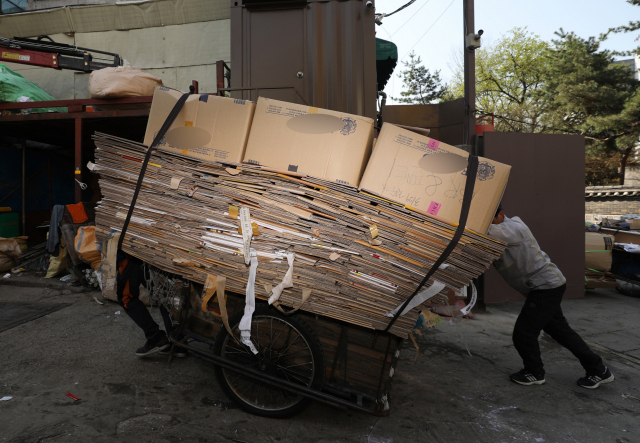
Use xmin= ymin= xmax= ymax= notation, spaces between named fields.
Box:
xmin=0 ymin=238 xmax=22 ymax=272
xmin=89 ymin=66 xmax=163 ymax=99
xmin=100 ymin=233 xmax=119 ymax=302
xmin=75 ymin=226 xmax=101 ymax=271
xmin=0 ymin=65 xmax=67 ymax=114
xmin=45 ymin=237 xmax=67 ymax=278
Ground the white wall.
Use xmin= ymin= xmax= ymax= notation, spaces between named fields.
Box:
xmin=2 ymin=19 xmax=230 ymax=99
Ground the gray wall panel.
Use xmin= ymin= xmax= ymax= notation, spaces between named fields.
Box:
xmin=482 ymin=132 xmax=585 ymax=303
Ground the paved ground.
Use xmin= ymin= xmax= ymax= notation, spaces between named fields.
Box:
xmin=1 ymin=272 xmax=639 ymax=443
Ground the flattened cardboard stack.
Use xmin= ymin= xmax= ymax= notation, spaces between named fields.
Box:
xmin=91 ymin=132 xmax=506 ymax=338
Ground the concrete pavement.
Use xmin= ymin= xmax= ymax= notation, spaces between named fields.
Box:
xmin=0 ymin=273 xmax=638 ymax=442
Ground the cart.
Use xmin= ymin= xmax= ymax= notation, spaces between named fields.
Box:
xmin=147 ymin=265 xmax=403 ymax=418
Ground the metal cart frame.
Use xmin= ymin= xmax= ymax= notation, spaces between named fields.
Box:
xmin=165 ymin=286 xmax=403 ymax=417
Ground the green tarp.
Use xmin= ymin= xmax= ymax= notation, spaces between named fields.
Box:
xmin=0 ymin=64 xmax=66 ymax=114
xmin=375 ymin=38 xmax=398 ymax=91
xmin=376 ymin=38 xmax=398 ymax=61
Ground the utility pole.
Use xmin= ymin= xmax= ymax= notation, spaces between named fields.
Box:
xmin=463 ymin=0 xmax=476 ymax=151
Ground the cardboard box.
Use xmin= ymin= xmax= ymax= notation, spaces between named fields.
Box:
xmin=585 ymin=232 xmax=614 ymax=272
xmin=611 ymin=229 xmax=640 ymax=246
xmin=143 ymin=86 xmax=256 ymax=163
xmin=359 ymin=124 xmax=511 ymax=233
xmin=629 ymin=219 xmax=640 ymax=229
xmin=243 ymin=97 xmax=375 ymax=186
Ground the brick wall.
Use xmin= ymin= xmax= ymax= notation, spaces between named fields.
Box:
xmin=585 ymin=198 xmax=640 ymax=215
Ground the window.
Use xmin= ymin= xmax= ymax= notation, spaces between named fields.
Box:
xmin=1 ymin=0 xmax=27 ymax=14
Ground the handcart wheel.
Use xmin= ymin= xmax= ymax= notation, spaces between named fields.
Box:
xmin=212 ymin=304 xmax=325 ymax=418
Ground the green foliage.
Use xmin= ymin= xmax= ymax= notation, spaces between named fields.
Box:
xmin=445 ymin=28 xmax=550 ymax=132
xmin=607 ymin=0 xmax=640 ymax=56
xmin=585 ymin=151 xmax=623 ymax=186
xmin=536 ymin=29 xmax=640 ymax=184
xmin=392 ymin=52 xmax=446 ymax=104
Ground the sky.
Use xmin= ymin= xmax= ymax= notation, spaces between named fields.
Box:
xmin=375 ymin=0 xmax=640 ymax=103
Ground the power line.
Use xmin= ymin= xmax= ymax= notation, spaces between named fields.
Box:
xmin=391 ymin=0 xmax=433 ymax=37
xmin=376 ymin=0 xmax=418 ymax=21
xmin=378 ymin=25 xmax=393 ymax=40
xmin=399 ymin=0 xmax=457 ymax=62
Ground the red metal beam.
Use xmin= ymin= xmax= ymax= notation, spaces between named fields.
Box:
xmin=0 ymin=109 xmax=150 ymax=122
xmin=0 ymin=48 xmax=59 ymax=69
xmin=0 ymin=96 xmax=154 ymax=111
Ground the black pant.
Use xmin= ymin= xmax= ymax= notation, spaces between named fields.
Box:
xmin=513 ymin=284 xmax=605 ymax=377
xmin=116 ymin=253 xmax=173 ymax=344
xmin=124 ymin=300 xmax=173 ymax=344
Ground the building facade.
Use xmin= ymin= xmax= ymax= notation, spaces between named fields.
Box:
xmin=0 ymin=0 xmax=230 ymax=97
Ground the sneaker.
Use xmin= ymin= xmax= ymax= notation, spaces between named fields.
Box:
xmin=159 ymin=347 xmax=188 ymax=358
xmin=510 ymin=369 xmax=546 ymax=386
xmin=135 ymin=336 xmax=170 ymax=357
xmin=577 ymin=367 xmax=614 ymax=389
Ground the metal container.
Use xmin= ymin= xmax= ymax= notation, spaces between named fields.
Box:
xmin=230 ymin=0 xmax=377 ymax=119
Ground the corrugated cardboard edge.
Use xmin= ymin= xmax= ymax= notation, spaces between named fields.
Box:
xmin=359 ymin=123 xmax=511 ymax=235
xmin=359 ymin=123 xmax=402 ymax=197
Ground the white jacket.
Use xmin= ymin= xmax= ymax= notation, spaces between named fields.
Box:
xmin=487 ymin=216 xmax=566 ymax=295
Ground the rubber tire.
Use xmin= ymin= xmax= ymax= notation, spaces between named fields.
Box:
xmin=212 ymin=304 xmax=325 ymax=418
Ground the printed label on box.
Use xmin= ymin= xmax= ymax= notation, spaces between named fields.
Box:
xmin=427 ymin=201 xmax=441 ymax=216
xmin=427 ymin=139 xmax=440 ymax=151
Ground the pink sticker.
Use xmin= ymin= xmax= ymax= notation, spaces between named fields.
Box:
xmin=427 ymin=201 xmax=441 ymax=215
xmin=427 ymin=139 xmax=440 ymax=151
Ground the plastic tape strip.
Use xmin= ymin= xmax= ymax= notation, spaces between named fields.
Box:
xmin=409 ymin=332 xmax=419 ymax=363
xmin=227 ymin=205 xmax=239 ymax=220
xmin=170 ymin=176 xmax=184 ymax=190
xmin=273 ymin=288 xmax=312 ymax=315
xmin=460 ymin=281 xmax=477 ymax=316
xmin=268 ymin=252 xmax=295 ymax=305
xmin=239 ymin=206 xmax=253 ymax=265
xmin=185 ymin=185 xmax=198 ymax=197
xmin=368 ymin=224 xmax=382 ymax=245
xmin=201 ymin=275 xmax=218 ymax=314
xmin=203 ymin=275 xmax=237 ymax=341
xmin=386 ymin=280 xmax=446 ymax=317
xmin=239 ymin=249 xmax=259 ymax=354
xmin=238 ymin=222 xmax=260 ymax=236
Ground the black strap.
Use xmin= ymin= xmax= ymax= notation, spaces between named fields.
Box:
xmin=118 ymin=91 xmax=192 ymax=250
xmin=383 ymin=155 xmax=479 ymax=333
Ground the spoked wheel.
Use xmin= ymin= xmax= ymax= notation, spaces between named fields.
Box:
xmin=212 ymin=304 xmax=325 ymax=418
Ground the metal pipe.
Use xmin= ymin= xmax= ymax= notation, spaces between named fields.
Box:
xmin=378 ymin=91 xmax=387 ymax=108
xmin=171 ymin=337 xmax=390 ymax=416
xmin=21 ymin=140 xmax=26 ymax=236
xmin=463 ymin=0 xmax=476 ymax=149
xmin=75 ymin=118 xmax=82 ymax=203
xmin=47 ymin=153 xmax=53 ymax=212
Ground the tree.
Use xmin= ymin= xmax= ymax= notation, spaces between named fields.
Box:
xmin=608 ymin=0 xmax=640 ymax=55
xmin=536 ymin=30 xmax=640 ymax=185
xmin=392 ymin=52 xmax=446 ymax=104
xmin=445 ymin=28 xmax=550 ymax=132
